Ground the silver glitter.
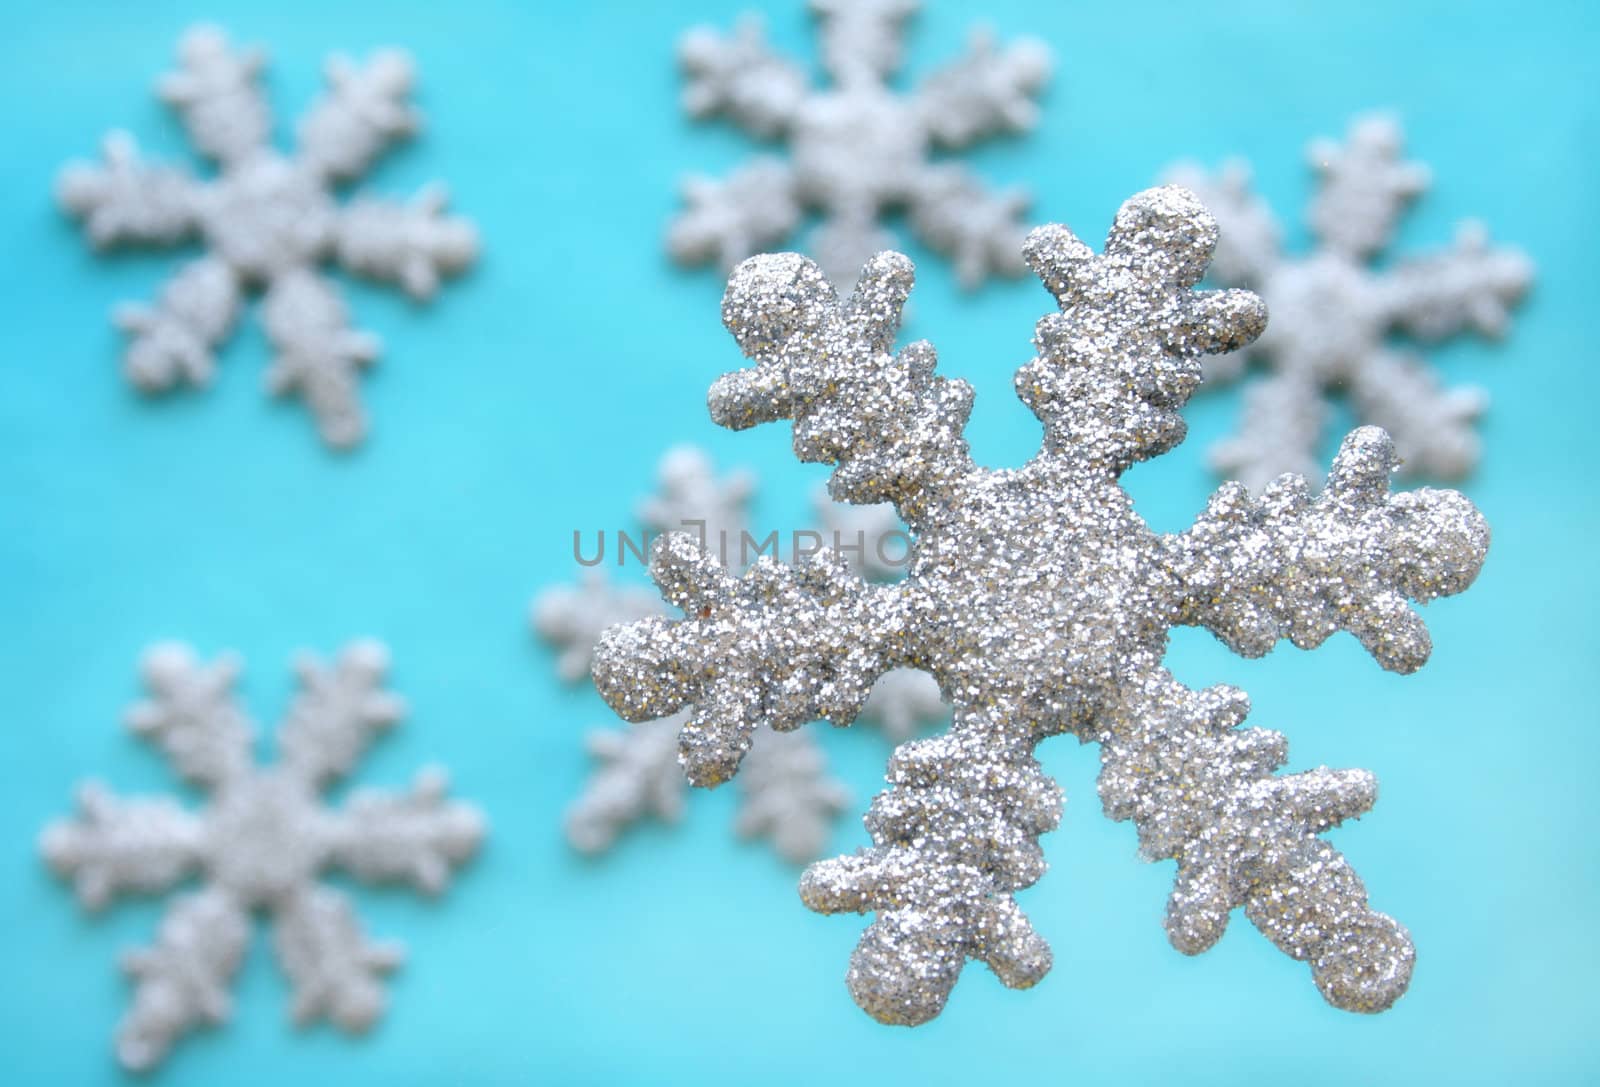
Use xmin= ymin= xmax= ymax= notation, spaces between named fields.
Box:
xmin=670 ymin=0 xmax=1051 ymax=290
xmin=592 ymin=186 xmax=1490 ymax=1025
xmin=536 ymin=447 xmax=876 ymax=863
xmin=1167 ymin=114 xmax=1532 ymax=490
xmin=40 ymin=642 xmax=484 ymax=1070
xmin=56 ymin=25 xmax=478 ymax=448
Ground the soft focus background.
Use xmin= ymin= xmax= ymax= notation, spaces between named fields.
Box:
xmin=1 ymin=1 xmax=1595 ymax=1083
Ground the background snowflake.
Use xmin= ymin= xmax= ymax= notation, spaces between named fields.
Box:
xmin=1168 ymin=114 xmax=1532 ymax=491
xmin=593 ymin=187 xmax=1489 ymax=1025
xmin=57 ymin=25 xmax=478 ymax=448
xmin=40 ymin=641 xmax=485 ymax=1070
xmin=669 ymin=0 xmax=1051 ymax=291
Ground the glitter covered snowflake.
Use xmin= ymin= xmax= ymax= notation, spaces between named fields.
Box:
xmin=57 ymin=25 xmax=478 ymax=448
xmin=535 ymin=446 xmax=945 ymax=861
xmin=670 ymin=0 xmax=1051 ymax=291
xmin=593 ymin=186 xmax=1490 ymax=1025
xmin=1167 ymin=114 xmax=1532 ymax=491
xmin=40 ymin=641 xmax=485 ymax=1070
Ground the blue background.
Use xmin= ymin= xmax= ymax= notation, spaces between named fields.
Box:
xmin=1 ymin=1 xmax=1595 ymax=1083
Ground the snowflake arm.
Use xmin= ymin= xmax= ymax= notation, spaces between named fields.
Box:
xmin=114 ymin=257 xmax=243 ymax=392
xmin=679 ymin=16 xmax=808 ymax=138
xmin=1160 ymin=159 xmax=1283 ymax=385
xmin=1207 ymin=370 xmax=1327 ymax=493
xmin=1346 ymin=349 xmax=1488 ymax=479
xmin=116 ymin=889 xmax=249 ymax=1072
xmin=1171 ymin=426 xmax=1489 ymax=674
xmin=668 ymin=160 xmax=801 ymax=274
xmin=800 ymin=717 xmax=1062 ymax=1024
xmin=1162 ymin=159 xmax=1284 ymax=289
xmin=735 ymin=728 xmax=850 ymax=863
xmin=1305 ymin=114 xmax=1430 ymax=260
xmin=595 ymin=535 xmax=906 ymax=786
xmin=325 ymin=767 xmax=484 ymax=894
xmin=533 ymin=571 xmax=664 ymax=684
xmin=40 ymin=785 xmax=205 ymax=910
xmin=1382 ymin=220 xmax=1533 ymax=340
xmin=274 ymin=886 xmax=403 ymax=1031
xmin=710 ymin=249 xmax=975 ymax=520
xmin=564 ymin=716 xmax=687 ymax=854
xmin=1018 ymin=188 xmax=1267 ymax=470
xmin=156 ymin=25 xmax=272 ymax=168
xmin=1096 ymin=673 xmax=1412 ymax=1013
xmin=907 ymin=165 xmax=1031 ymax=289
xmin=57 ymin=132 xmax=200 ymax=248
xmin=261 ymin=270 xmax=383 ymax=449
xmin=296 ymin=49 xmax=419 ymax=181
xmin=336 ymin=184 xmax=479 ymax=301
xmin=276 ymin=640 xmax=405 ymax=787
xmin=125 ymin=643 xmax=255 ymax=788
xmin=914 ymin=27 xmax=1051 ymax=148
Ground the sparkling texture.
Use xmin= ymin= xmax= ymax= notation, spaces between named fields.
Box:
xmin=40 ymin=642 xmax=484 ymax=1070
xmin=1167 ymin=114 xmax=1532 ymax=490
xmin=670 ymin=0 xmax=1050 ymax=290
xmin=593 ymin=186 xmax=1490 ymax=1025
xmin=56 ymin=25 xmax=478 ymax=447
xmin=536 ymin=446 xmax=919 ymax=863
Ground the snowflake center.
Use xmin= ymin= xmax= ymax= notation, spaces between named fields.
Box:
xmin=200 ymin=153 xmax=336 ymax=280
xmin=1259 ymin=254 xmax=1383 ymax=380
xmin=915 ymin=473 xmax=1164 ymax=708
xmin=205 ymin=769 xmax=324 ymax=903
xmin=791 ymin=89 xmax=926 ymax=208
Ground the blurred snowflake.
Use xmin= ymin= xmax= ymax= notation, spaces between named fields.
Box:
xmin=669 ymin=0 xmax=1051 ymax=291
xmin=41 ymin=641 xmax=484 ymax=1070
xmin=58 ymin=25 xmax=478 ymax=447
xmin=1169 ymin=114 xmax=1531 ymax=491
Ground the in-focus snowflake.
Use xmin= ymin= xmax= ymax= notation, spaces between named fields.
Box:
xmin=594 ymin=186 xmax=1490 ymax=1025
xmin=1168 ymin=114 xmax=1532 ymax=491
xmin=670 ymin=0 xmax=1051 ymax=291
xmin=41 ymin=641 xmax=485 ymax=1070
xmin=534 ymin=446 xmax=946 ymax=862
xmin=58 ymin=25 xmax=478 ymax=448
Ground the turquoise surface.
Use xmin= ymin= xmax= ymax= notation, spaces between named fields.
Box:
xmin=1 ymin=1 xmax=1595 ymax=1083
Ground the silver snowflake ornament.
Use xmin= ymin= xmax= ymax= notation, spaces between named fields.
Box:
xmin=1167 ymin=114 xmax=1532 ymax=490
xmin=40 ymin=641 xmax=485 ymax=1070
xmin=670 ymin=0 xmax=1051 ymax=291
xmin=593 ymin=186 xmax=1489 ymax=1025
xmin=58 ymin=25 xmax=478 ymax=448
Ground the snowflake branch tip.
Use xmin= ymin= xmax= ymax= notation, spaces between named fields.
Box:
xmin=595 ymin=534 xmax=899 ymax=787
xmin=116 ymin=889 xmax=248 ymax=1071
xmin=541 ymin=445 xmax=858 ymax=862
xmin=1174 ymin=425 xmax=1488 ymax=674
